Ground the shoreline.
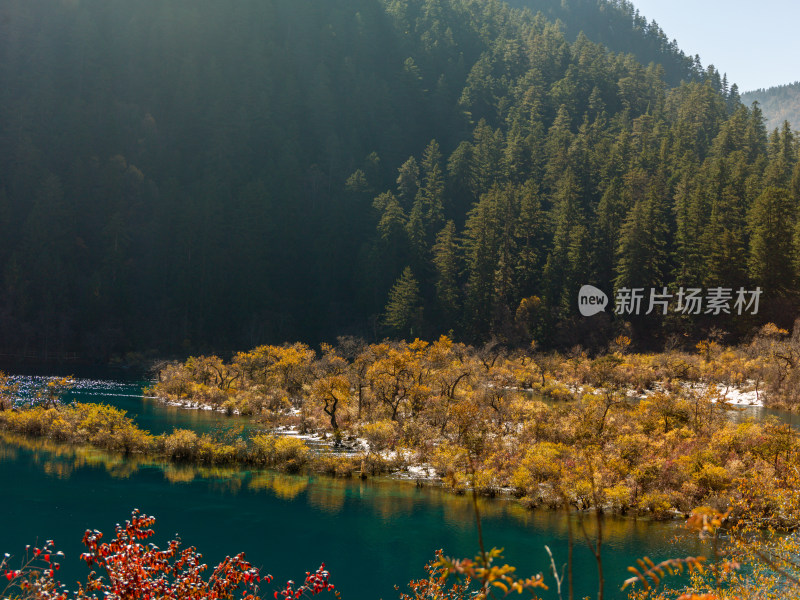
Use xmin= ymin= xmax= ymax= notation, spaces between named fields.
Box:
xmin=0 ymin=427 xmax=690 ymax=526
xmin=4 ymin=363 xmax=800 ymax=523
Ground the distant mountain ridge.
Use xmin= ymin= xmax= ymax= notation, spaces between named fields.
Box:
xmin=741 ymin=82 xmax=800 ymax=131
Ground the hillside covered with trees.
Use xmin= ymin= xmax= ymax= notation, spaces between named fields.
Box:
xmin=506 ymin=0 xmax=704 ymax=87
xmin=0 ymin=0 xmax=797 ymax=360
xmin=742 ymin=81 xmax=800 ymax=132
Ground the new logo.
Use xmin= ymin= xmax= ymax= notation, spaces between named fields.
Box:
xmin=578 ymin=285 xmax=608 ymax=317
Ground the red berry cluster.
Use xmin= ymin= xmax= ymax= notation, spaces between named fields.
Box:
xmin=274 ymin=564 xmax=335 ymax=600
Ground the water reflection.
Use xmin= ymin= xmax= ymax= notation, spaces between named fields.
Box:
xmin=163 ymin=463 xmax=199 ymax=484
xmin=0 ymin=429 xmax=687 ymax=546
xmin=1 ymin=431 xmax=706 ymax=600
xmin=248 ymin=472 xmax=309 ymax=500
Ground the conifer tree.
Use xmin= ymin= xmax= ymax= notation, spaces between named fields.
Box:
xmin=406 ymin=201 xmax=428 ymax=274
xmin=375 ymin=192 xmax=410 ymax=284
xmin=615 ymin=178 xmax=669 ymax=292
xmin=470 ymin=120 xmax=505 ymax=197
xmin=543 ymin=169 xmax=584 ymax=314
xmin=384 ymin=266 xmax=423 ymax=338
xmin=396 ymin=157 xmax=420 ymax=209
xmin=544 ymin=105 xmax=575 ymax=193
xmin=748 ymin=186 xmax=794 ymax=292
xmin=673 ymin=171 xmax=708 ymax=286
xmin=432 ymin=220 xmax=461 ymax=327
xmin=416 ymin=139 xmax=446 ymax=243
xmin=763 ymin=122 xmax=797 ymax=188
xmin=463 ymin=190 xmax=500 ymax=338
xmin=515 ymin=181 xmax=545 ymax=297
xmin=726 ymin=82 xmax=741 ymax=114
xmin=493 ymin=184 xmax=519 ymax=321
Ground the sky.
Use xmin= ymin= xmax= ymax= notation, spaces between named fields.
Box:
xmin=629 ymin=0 xmax=799 ymax=92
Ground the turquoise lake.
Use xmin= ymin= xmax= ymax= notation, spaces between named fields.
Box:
xmin=0 ymin=376 xmax=720 ymax=600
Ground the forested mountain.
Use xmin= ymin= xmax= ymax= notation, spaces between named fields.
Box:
xmin=0 ymin=0 xmax=797 ymax=360
xmin=504 ymin=0 xmax=701 ymax=86
xmin=742 ymin=82 xmax=800 ymax=132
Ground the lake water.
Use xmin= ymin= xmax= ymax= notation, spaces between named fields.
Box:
xmin=0 ymin=376 xmax=715 ymax=600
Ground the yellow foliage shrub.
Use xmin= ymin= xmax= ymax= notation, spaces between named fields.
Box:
xmin=693 ymin=464 xmax=730 ymax=491
xmin=360 ymin=419 xmax=398 ymax=452
xmin=637 ymin=491 xmax=673 ymax=519
xmin=163 ymin=429 xmax=200 ymax=460
xmin=604 ymin=483 xmax=632 ymax=511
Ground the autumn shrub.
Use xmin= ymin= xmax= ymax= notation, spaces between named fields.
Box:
xmin=89 ymin=423 xmax=155 ymax=454
xmin=693 ymin=464 xmax=731 ymax=493
xmin=1 ymin=407 xmax=62 ymax=437
xmin=313 ymin=453 xmax=359 ymax=477
xmin=540 ymin=381 xmax=574 ymax=402
xmin=1 ymin=510 xmax=336 ymax=600
xmin=185 ymin=382 xmax=229 ymax=407
xmin=397 ymin=550 xmax=472 ymax=600
xmin=222 ymin=398 xmax=240 ymax=415
xmin=156 ymin=427 xmax=245 ymax=465
xmin=297 ymin=413 xmax=325 ymax=435
xmin=248 ymin=433 xmax=309 ymax=472
xmin=0 ymin=373 xmax=16 ymax=411
xmin=0 ymin=402 xmax=159 ymax=456
xmin=71 ymin=404 xmax=155 ymax=452
xmin=150 ymin=362 xmax=192 ymax=398
xmin=637 ymin=490 xmax=674 ymax=519
xmin=400 ymin=420 xmax=438 ymax=453
xmin=471 ymin=465 xmax=502 ymax=496
xmin=197 ymin=435 xmax=241 ymax=464
xmin=711 ymin=421 xmax=760 ymax=455
xmin=238 ymin=389 xmax=286 ymax=417
xmin=511 ymin=442 xmax=567 ymax=493
xmin=430 ymin=442 xmax=471 ymax=491
xmin=515 ymin=404 xmax=560 ymax=446
xmin=250 ymin=432 xmax=278 ymax=464
xmin=6 ymin=377 xmax=796 ymax=516
xmin=359 ymin=452 xmax=395 ymax=475
xmin=0 ymin=539 xmax=65 ymax=600
xmin=274 ymin=436 xmax=309 ymax=465
xmin=359 ymin=419 xmax=398 ymax=453
xmin=604 ymin=483 xmax=633 ymax=512
xmin=162 ymin=428 xmax=200 ymax=460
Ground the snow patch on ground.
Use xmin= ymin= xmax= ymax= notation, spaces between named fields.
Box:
xmin=406 ymin=465 xmax=434 ymax=477
xmin=668 ymin=381 xmax=763 ymax=407
xmin=271 ymin=425 xmax=322 ymax=442
xmin=393 ymin=464 xmax=438 ymax=480
xmin=166 ymin=400 xmax=213 ymax=411
xmin=640 ymin=380 xmax=762 ymax=407
xmin=714 ymin=385 xmax=762 ymax=407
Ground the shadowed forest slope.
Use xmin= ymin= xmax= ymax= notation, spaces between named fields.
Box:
xmin=0 ymin=0 xmax=797 ymax=359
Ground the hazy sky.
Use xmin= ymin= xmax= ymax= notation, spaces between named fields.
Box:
xmin=630 ymin=0 xmax=799 ymax=92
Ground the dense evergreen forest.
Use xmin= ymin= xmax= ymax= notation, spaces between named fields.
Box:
xmin=742 ymin=82 xmax=800 ymax=132
xmin=507 ymin=0 xmax=701 ymax=86
xmin=0 ymin=0 xmax=798 ymax=360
